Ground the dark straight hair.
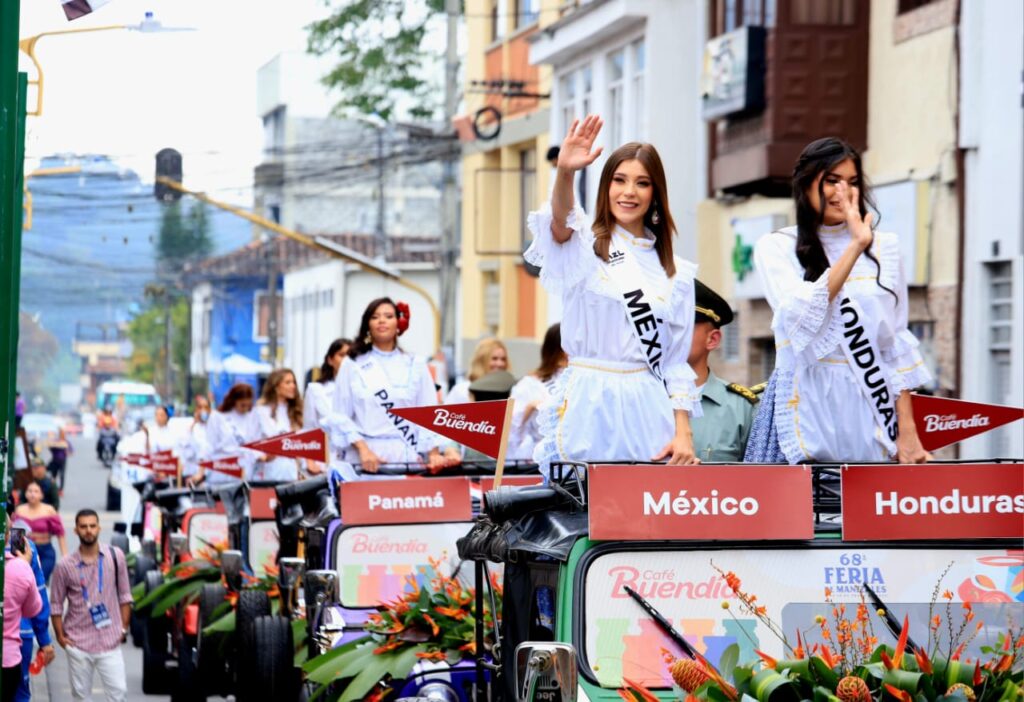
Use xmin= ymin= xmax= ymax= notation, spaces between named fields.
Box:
xmin=349 ymin=298 xmax=398 ymax=359
xmin=75 ymin=508 xmax=99 ymax=525
xmin=534 ymin=324 xmax=565 ymax=382
xmin=792 ymin=137 xmax=896 ymax=301
xmin=318 ymin=338 xmax=353 ymax=383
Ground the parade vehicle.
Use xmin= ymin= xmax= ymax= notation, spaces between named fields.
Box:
xmin=453 ymin=459 xmax=1024 ymax=702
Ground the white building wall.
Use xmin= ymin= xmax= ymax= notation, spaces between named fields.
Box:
xmin=957 ymin=0 xmax=1024 ymax=458
xmin=189 ymin=282 xmax=213 ymax=376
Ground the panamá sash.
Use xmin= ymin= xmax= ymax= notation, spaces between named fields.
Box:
xmin=602 ymin=233 xmax=670 ymax=383
xmin=354 ymin=355 xmax=420 ymax=450
xmin=837 ymin=296 xmax=899 ymax=455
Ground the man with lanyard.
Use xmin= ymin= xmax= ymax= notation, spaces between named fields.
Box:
xmin=687 ymin=280 xmax=761 ymax=462
xmin=49 ymin=509 xmax=132 ymax=702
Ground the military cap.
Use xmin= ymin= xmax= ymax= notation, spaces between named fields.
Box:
xmin=468 ymin=370 xmax=517 ymax=401
xmin=694 ymin=279 xmax=735 ymax=328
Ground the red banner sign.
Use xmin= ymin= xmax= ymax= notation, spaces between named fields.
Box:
xmin=151 ymin=459 xmax=179 ymax=477
xmin=249 ymin=487 xmax=279 ymax=520
xmin=841 ymin=463 xmax=1024 ymax=541
xmin=199 ymin=455 xmax=243 ymax=480
xmin=124 ymin=453 xmax=150 ymax=467
xmin=150 ymin=450 xmax=174 ymax=461
xmin=339 ymin=477 xmax=472 ymax=526
xmin=911 ymin=394 xmax=1023 ymax=451
xmin=389 ymin=400 xmax=510 ymax=459
xmin=244 ymin=427 xmax=328 ymax=462
xmin=588 ymin=465 xmax=814 ymax=541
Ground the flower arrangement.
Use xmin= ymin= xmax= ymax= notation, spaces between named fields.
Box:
xmin=621 ymin=564 xmax=1022 ymax=702
xmin=303 ymin=557 xmax=500 ymax=702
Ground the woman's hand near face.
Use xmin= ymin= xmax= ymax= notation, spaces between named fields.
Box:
xmin=835 ymin=181 xmax=874 ymax=251
xmin=557 ymin=115 xmax=604 ymax=173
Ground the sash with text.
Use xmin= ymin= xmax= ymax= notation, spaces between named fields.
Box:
xmin=588 ymin=464 xmax=814 ymax=541
xmin=841 ymin=463 xmax=1024 ymax=541
xmin=339 ymin=477 xmax=473 ymax=526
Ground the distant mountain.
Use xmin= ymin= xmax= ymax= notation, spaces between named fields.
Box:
xmin=21 ymin=154 xmax=252 ymax=349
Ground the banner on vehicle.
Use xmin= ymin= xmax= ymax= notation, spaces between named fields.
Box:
xmin=184 ymin=510 xmax=229 ymax=558
xmin=243 ymin=427 xmax=329 ymax=462
xmin=911 ymin=393 xmax=1024 ymax=451
xmin=198 ymin=455 xmax=243 ymax=479
xmin=588 ymin=464 xmax=814 ymax=541
xmin=151 ymin=459 xmax=178 ymax=478
xmin=581 ymin=546 xmax=1021 ymax=689
xmin=389 ymin=400 xmax=512 ymax=459
xmin=150 ymin=450 xmax=174 ymax=462
xmin=339 ymin=477 xmax=472 ymax=525
xmin=248 ymin=486 xmax=278 ymax=521
xmin=841 ymin=463 xmax=1024 ymax=541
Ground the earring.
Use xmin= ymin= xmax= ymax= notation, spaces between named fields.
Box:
xmin=651 ymin=208 xmax=661 ymax=225
xmin=364 ymin=332 xmax=372 ymax=345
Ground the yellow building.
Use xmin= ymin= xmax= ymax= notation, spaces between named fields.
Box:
xmin=458 ymin=0 xmax=557 ymax=373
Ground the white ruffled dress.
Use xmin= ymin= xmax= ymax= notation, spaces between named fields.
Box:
xmin=254 ymin=402 xmax=301 ymax=482
xmin=524 ymin=204 xmax=702 ymax=475
xmin=204 ymin=409 xmax=262 ymax=485
xmin=326 ymin=348 xmax=442 ymax=476
xmin=753 ymin=224 xmax=932 ymax=463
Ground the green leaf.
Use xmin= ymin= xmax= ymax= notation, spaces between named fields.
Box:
xmin=813 ymin=686 xmax=841 ymax=702
xmin=305 ymin=639 xmax=376 ymax=683
xmin=131 ymin=581 xmax=146 ymax=602
xmin=997 ymin=679 xmax=1023 ymax=702
xmin=720 ymin=643 xmax=740 ymax=683
xmin=202 ymin=610 xmax=235 ymax=636
xmin=134 ymin=569 xmax=220 ymax=611
xmin=751 ymin=668 xmax=798 ymax=702
xmin=148 ymin=578 xmax=208 ymax=616
xmin=809 ymin=657 xmax=839 ymax=689
xmin=883 ymin=668 xmax=923 ymax=694
xmin=337 ymin=649 xmax=405 ymax=702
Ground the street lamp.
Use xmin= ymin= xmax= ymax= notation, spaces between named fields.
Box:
xmin=18 ymin=11 xmax=194 ymax=117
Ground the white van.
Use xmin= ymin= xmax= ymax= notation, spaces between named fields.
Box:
xmin=96 ymin=380 xmax=161 ymax=428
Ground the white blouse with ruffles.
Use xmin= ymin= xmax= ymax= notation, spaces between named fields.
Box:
xmin=524 ymin=204 xmax=701 ymax=470
xmin=754 ymin=224 xmax=931 ymax=463
xmin=204 ymin=409 xmax=262 ymax=484
xmin=254 ymin=401 xmax=301 ymax=481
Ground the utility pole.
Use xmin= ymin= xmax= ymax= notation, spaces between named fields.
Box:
xmin=163 ymin=289 xmax=172 ymax=399
xmin=440 ymin=0 xmax=460 ymax=364
xmin=374 ymin=124 xmax=388 ymax=260
xmin=266 ymin=236 xmax=279 ymax=369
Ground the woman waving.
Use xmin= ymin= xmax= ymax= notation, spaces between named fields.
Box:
xmin=525 ymin=115 xmax=702 ymax=475
xmin=745 ymin=137 xmax=931 ymax=464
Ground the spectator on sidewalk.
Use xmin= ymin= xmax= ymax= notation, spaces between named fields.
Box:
xmin=4 ymin=529 xmax=43 ymax=702
xmin=25 ymin=461 xmax=60 ymax=509
xmin=50 ymin=510 xmax=132 ymax=702
xmin=11 ymin=520 xmax=56 ymax=702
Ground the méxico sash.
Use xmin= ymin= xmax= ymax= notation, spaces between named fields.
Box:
xmin=838 ymin=296 xmax=899 ymax=454
xmin=354 ymin=355 xmax=420 ymax=450
xmin=602 ymin=234 xmax=670 ymax=383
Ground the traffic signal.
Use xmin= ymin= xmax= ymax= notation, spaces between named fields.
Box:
xmin=154 ymin=148 xmax=182 ymax=202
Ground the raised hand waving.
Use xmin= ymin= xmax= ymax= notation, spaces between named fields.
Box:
xmin=557 ymin=114 xmax=604 ymax=173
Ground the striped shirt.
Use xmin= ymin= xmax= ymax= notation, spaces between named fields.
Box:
xmin=50 ymin=545 xmax=132 ymax=653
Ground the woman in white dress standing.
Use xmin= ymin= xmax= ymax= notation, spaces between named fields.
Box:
xmin=744 ymin=137 xmax=931 ymax=464
xmin=304 ymin=338 xmax=351 ymax=430
xmin=199 ymin=384 xmax=262 ymax=485
xmin=525 ymin=115 xmax=702 ymax=474
xmin=182 ymin=395 xmax=212 ymax=486
xmin=446 ymin=339 xmax=510 ymax=405
xmin=507 ymin=324 xmax=567 ymax=461
xmin=329 ymin=297 xmax=445 ymax=475
xmin=254 ymin=369 xmax=305 ymax=481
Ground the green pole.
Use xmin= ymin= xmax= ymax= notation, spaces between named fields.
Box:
xmin=1 ymin=1 xmax=26 ymax=695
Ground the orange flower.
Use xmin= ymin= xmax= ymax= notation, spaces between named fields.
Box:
xmin=824 ymin=587 xmax=833 ymax=599
xmin=459 ymin=641 xmax=477 ymax=655
xmin=422 ymin=613 xmax=440 ymax=637
xmin=374 ymin=640 xmax=403 ymax=654
xmin=724 ymin=571 xmax=741 ymax=592
xmin=931 ymin=615 xmax=942 ymax=630
xmin=817 ymin=645 xmax=841 ymax=669
xmin=755 ymin=650 xmax=778 ymax=669
xmin=962 ymin=602 xmax=973 ymax=613
xmin=884 ymin=684 xmax=913 ymax=702
xmin=435 ymin=606 xmax=467 ymax=620
xmin=755 ymin=606 xmax=767 ymax=616
xmin=415 ymin=651 xmax=447 ymax=661
xmin=974 ymin=660 xmax=984 ymax=685
xmin=942 ymin=590 xmax=954 ymax=600
xmin=914 ymin=648 xmax=933 ymax=674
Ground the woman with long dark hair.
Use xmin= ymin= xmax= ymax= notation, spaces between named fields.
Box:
xmin=330 ymin=297 xmax=445 ymax=476
xmin=255 ymin=369 xmax=305 ymax=480
xmin=507 ymin=324 xmax=567 ymax=461
xmin=524 ymin=115 xmax=702 ymax=475
xmin=304 ymin=338 xmax=352 ymax=430
xmin=198 ymin=383 xmax=261 ymax=485
xmin=745 ymin=137 xmax=931 ymax=464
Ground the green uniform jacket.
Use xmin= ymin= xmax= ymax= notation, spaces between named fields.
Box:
xmin=690 ymin=371 xmax=758 ymax=463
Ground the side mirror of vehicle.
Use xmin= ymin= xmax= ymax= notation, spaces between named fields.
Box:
xmin=515 ymin=642 xmax=577 ymax=702
xmin=304 ymin=569 xmax=338 ymax=607
xmin=278 ymin=557 xmax=305 ymax=590
xmin=220 ymin=550 xmax=244 ymax=592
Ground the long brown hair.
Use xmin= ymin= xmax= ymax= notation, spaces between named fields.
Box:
xmin=217 ymin=383 xmax=254 ymax=413
xmin=533 ymin=324 xmax=565 ymax=382
xmin=260 ymin=369 xmax=303 ymax=429
xmin=591 ymin=142 xmax=677 ymax=278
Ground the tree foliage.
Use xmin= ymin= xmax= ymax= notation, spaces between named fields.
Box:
xmin=126 ymin=297 xmax=189 ymax=401
xmin=156 ymin=201 xmax=213 ymax=270
xmin=17 ymin=312 xmax=59 ymax=407
xmin=307 ymin=0 xmax=449 ymax=121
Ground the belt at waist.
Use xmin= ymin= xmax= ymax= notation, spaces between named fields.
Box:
xmin=569 ymin=357 xmax=648 ymax=374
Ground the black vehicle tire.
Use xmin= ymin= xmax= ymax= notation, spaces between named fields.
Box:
xmin=234 ymin=590 xmax=271 ymax=700
xmin=130 ymin=554 xmax=156 ymax=647
xmin=141 ymin=570 xmax=171 ymax=694
xmin=134 ymin=554 xmax=156 ymax=585
xmin=105 ymin=479 xmax=120 ymax=512
xmin=243 ymin=615 xmax=298 ymax=702
xmin=197 ymin=583 xmax=228 ymax=697
xmin=109 ymin=532 xmax=129 ymax=555
xmin=171 ymin=634 xmax=199 ymax=702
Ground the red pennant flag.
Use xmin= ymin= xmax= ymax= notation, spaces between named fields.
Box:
xmin=199 ymin=456 xmax=243 ymax=480
xmin=124 ymin=453 xmax=150 ymax=466
xmin=911 ymin=393 xmax=1024 ymax=451
xmin=243 ymin=427 xmax=328 ymax=462
xmin=150 ymin=450 xmax=174 ymax=461
xmin=388 ymin=400 xmax=512 ymax=459
xmin=152 ymin=459 xmax=179 ymax=477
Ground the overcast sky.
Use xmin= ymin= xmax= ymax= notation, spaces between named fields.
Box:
xmin=19 ymin=0 xmax=332 ymax=204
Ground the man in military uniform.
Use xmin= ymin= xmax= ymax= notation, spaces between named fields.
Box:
xmin=688 ymin=280 xmax=759 ymax=462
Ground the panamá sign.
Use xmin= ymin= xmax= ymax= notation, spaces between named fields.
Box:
xmin=388 ymin=400 xmax=513 ymax=459
xmin=243 ymin=427 xmax=329 ymax=462
xmin=910 ymin=393 xmax=1024 ymax=451
xmin=199 ymin=455 xmax=243 ymax=479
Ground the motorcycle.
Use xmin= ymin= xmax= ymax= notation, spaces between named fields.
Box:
xmin=97 ymin=427 xmax=119 ymax=468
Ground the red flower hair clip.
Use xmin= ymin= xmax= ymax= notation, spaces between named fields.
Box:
xmin=395 ymin=301 xmax=411 ymax=335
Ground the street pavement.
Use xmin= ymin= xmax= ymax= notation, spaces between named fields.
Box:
xmin=31 ymin=436 xmax=233 ymax=702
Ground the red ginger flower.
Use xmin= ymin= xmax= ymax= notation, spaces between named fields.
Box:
xmin=836 ymin=676 xmax=871 ymax=702
xmin=670 ymin=659 xmax=711 ymax=693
